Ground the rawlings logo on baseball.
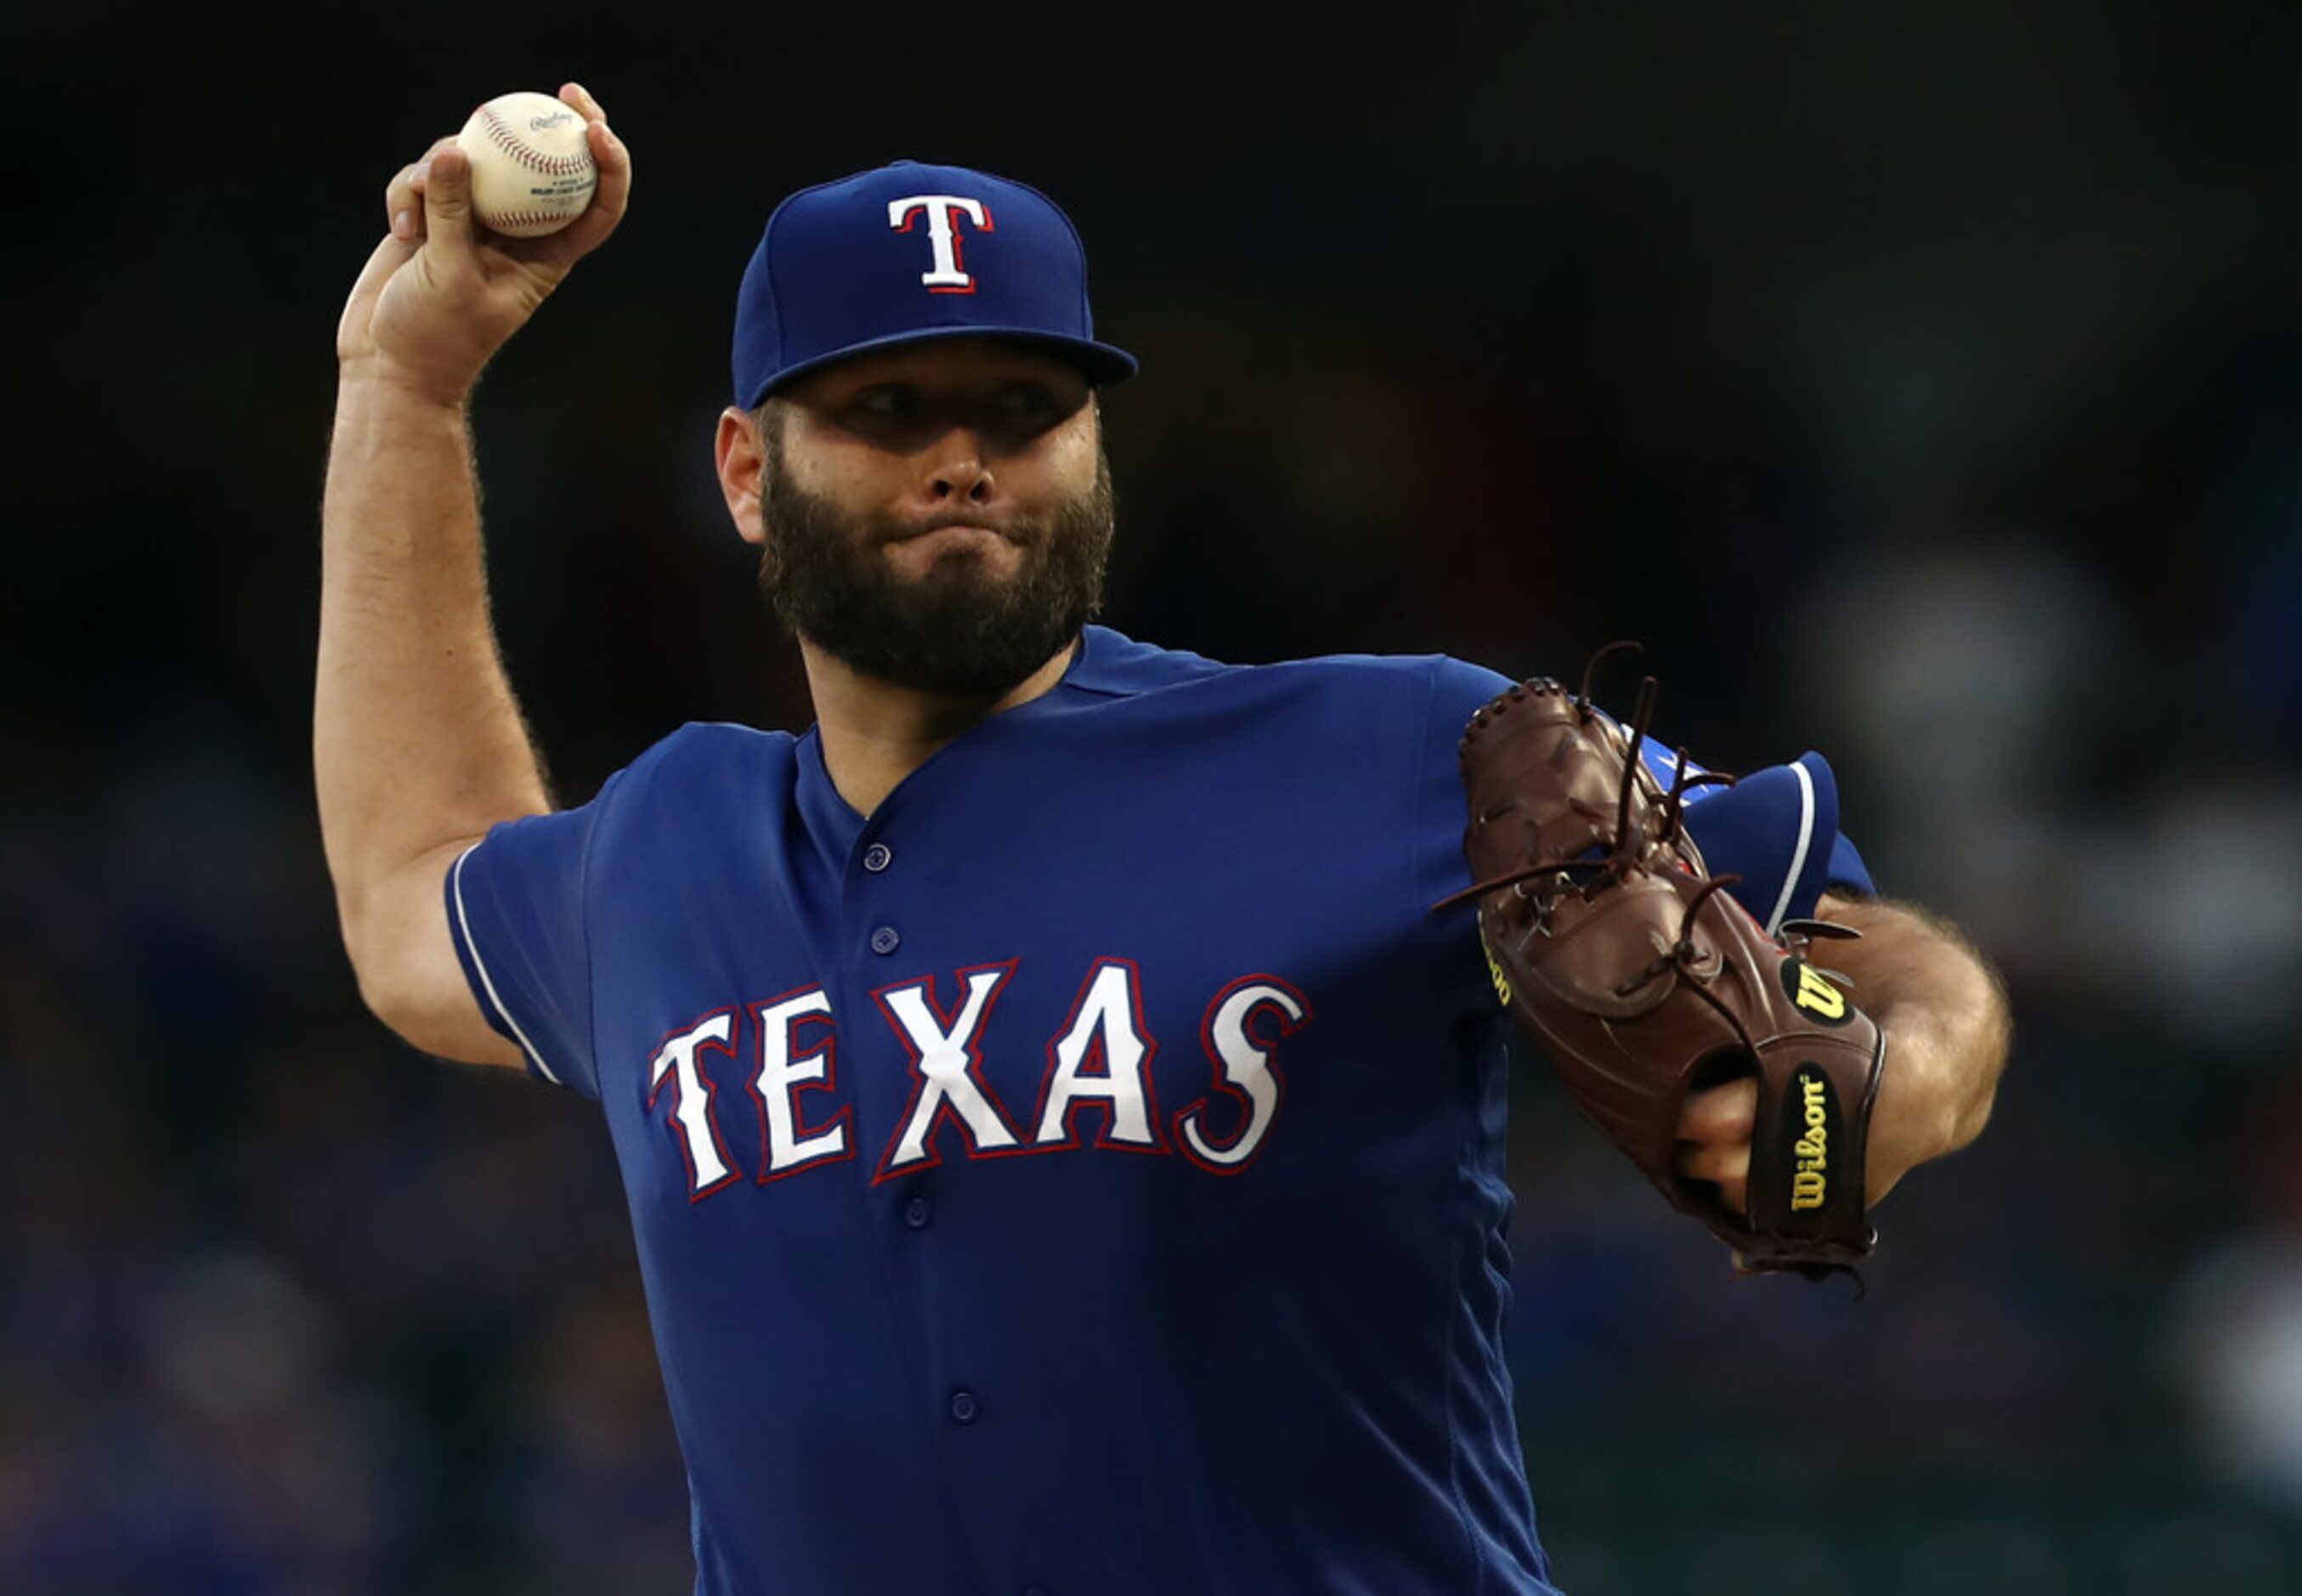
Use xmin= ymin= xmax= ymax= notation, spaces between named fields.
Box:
xmin=454 ymin=90 xmax=599 ymax=238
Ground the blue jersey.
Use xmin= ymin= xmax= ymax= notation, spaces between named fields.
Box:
xmin=443 ymin=624 xmax=1869 ymax=1595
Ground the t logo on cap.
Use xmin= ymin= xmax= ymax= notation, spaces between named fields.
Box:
xmin=730 ymin=160 xmax=1138 ymax=407
xmin=888 ymin=195 xmax=995 ymax=294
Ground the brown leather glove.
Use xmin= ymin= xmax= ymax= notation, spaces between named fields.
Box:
xmin=1433 ymin=655 xmax=1884 ymax=1282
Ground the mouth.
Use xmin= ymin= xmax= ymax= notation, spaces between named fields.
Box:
xmin=882 ymin=523 xmax=1023 ymax=565
xmin=887 ymin=514 xmax=1018 ymax=546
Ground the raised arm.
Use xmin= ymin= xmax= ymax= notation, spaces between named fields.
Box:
xmin=315 ymin=83 xmax=631 ymax=1065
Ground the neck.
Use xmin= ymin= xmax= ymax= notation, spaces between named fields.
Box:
xmin=801 ymin=634 xmax=1080 ymax=817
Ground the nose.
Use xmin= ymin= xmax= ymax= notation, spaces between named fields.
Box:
xmin=925 ymin=428 xmax=995 ymax=505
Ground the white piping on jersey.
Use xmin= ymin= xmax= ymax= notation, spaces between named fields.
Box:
xmin=1765 ymin=761 xmax=1817 ymax=939
xmin=451 ymin=841 xmax=564 ymax=1086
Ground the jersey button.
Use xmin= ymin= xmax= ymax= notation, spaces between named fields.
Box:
xmin=870 ymin=925 xmax=901 ymax=955
xmin=903 ymin=1196 xmax=931 ymax=1229
xmin=863 ymin=841 xmax=893 ymax=873
xmin=948 ymin=1389 xmax=979 ymax=1424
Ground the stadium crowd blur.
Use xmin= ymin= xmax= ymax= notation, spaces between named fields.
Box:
xmin=6 ymin=5 xmax=2301 ymax=1592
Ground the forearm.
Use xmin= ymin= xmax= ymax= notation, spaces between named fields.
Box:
xmin=1818 ymin=892 xmax=2011 ymax=1201
xmin=314 ymin=371 xmax=551 ymax=940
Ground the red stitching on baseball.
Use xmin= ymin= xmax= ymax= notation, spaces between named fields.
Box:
xmin=483 ymin=210 xmax=577 ymax=229
xmin=478 ymin=104 xmax=595 ymax=176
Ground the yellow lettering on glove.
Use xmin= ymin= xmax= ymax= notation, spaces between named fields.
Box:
xmin=1481 ymin=935 xmax=1513 ymax=1007
xmin=1791 ymin=964 xmax=1847 ymax=1021
xmin=1790 ymin=1072 xmax=1830 ymax=1209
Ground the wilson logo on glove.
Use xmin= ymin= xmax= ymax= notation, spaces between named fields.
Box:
xmin=1788 ymin=1065 xmax=1835 ymax=1211
xmin=1783 ymin=958 xmax=1852 ymax=1024
xmin=1481 ymin=937 xmax=1514 ymax=1007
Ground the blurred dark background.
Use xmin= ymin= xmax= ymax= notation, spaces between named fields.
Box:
xmin=6 ymin=3 xmax=2302 ymax=1591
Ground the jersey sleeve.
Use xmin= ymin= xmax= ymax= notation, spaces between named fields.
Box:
xmin=1676 ymin=750 xmax=1878 ymax=928
xmin=1825 ymin=831 xmax=1875 ymax=898
xmin=442 ymin=799 xmax=612 ymax=1099
xmin=1578 ymin=698 xmax=1881 ymax=920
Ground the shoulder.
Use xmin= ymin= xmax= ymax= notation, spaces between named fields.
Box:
xmin=1062 ymin=625 xmax=1240 ymax=696
xmin=1079 ymin=625 xmax=1514 ymax=721
xmin=1261 ymin=651 xmax=1513 ymax=738
xmin=580 ymin=720 xmax=803 ymax=815
xmin=1416 ymin=653 xmax=1518 ymax=722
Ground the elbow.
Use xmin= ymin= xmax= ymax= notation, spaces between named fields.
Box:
xmin=342 ymin=932 xmax=434 ymax=1053
xmin=333 ymin=891 xmax=393 ymax=1020
xmin=352 ymin=954 xmax=500 ymax=1064
xmin=337 ymin=903 xmax=454 ymax=1058
xmin=329 ymin=842 xmax=522 ymax=1070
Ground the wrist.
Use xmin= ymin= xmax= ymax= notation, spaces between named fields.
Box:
xmin=337 ymin=355 xmax=477 ymax=412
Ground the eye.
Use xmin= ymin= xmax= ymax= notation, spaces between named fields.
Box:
xmin=851 ymin=386 xmax=918 ymax=417
xmin=995 ymin=382 xmax=1056 ymax=413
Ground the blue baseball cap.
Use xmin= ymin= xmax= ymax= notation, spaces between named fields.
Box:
xmin=732 ymin=160 xmax=1138 ymax=407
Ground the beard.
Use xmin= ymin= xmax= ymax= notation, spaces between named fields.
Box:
xmin=756 ymin=428 xmax=1116 ymax=699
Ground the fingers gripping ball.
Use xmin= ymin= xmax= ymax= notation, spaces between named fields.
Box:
xmin=1432 ymin=647 xmax=1886 ymax=1284
xmin=454 ymin=91 xmax=598 ymax=237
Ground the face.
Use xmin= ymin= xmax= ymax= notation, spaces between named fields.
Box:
xmin=722 ymin=338 xmax=1114 ymax=698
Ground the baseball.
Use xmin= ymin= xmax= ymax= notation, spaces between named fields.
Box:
xmin=454 ymin=91 xmax=598 ymax=238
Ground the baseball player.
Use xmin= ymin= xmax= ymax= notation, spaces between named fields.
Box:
xmin=318 ymin=85 xmax=2011 ymax=1594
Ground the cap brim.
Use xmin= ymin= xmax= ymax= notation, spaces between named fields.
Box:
xmin=744 ymin=326 xmax=1138 ymax=407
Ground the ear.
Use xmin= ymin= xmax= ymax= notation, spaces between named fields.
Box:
xmin=715 ymin=406 xmax=766 ymax=546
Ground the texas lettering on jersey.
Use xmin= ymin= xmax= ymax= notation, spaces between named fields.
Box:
xmin=643 ymin=957 xmax=1314 ymax=1199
